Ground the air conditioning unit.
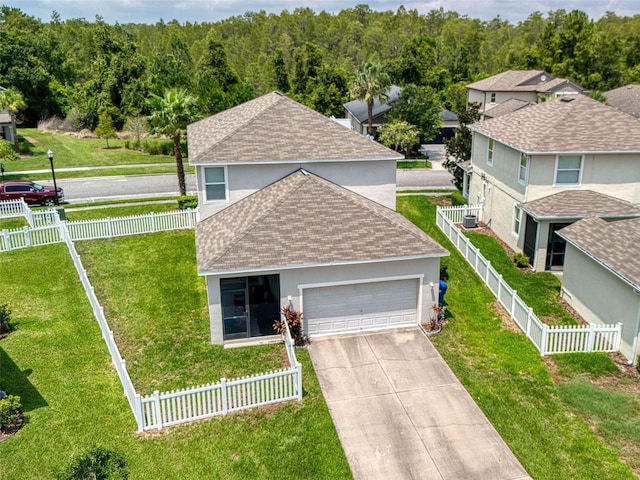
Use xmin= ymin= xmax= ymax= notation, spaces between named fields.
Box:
xmin=463 ymin=214 xmax=478 ymax=229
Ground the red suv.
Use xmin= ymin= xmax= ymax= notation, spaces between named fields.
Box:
xmin=0 ymin=181 xmax=65 ymax=206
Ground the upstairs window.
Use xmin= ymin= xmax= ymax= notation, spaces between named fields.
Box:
xmin=555 ymin=155 xmax=582 ymax=185
xmin=204 ymin=167 xmax=227 ymax=201
xmin=487 ymin=138 xmax=494 ymax=166
xmin=490 ymin=92 xmax=496 ymax=104
xmin=519 ymin=153 xmax=528 ymax=184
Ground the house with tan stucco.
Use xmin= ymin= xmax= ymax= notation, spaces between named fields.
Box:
xmin=188 ymin=92 xmax=448 ymax=345
xmin=466 ymin=70 xmax=584 ymax=119
xmin=466 ymin=94 xmax=640 ymax=272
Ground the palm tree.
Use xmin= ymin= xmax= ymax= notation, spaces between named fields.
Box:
xmin=148 ymin=88 xmax=198 ymax=196
xmin=349 ymin=62 xmax=391 ymax=137
xmin=0 ymin=87 xmax=26 ymax=152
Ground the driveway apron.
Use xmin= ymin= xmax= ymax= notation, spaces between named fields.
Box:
xmin=308 ymin=327 xmax=532 ymax=480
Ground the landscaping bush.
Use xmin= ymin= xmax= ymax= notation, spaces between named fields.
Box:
xmin=141 ymin=139 xmax=173 ymax=156
xmin=0 ymin=303 xmax=13 ymax=335
xmin=54 ymin=446 xmax=129 ymax=480
xmin=0 ymin=394 xmax=21 ymax=431
xmin=273 ymin=305 xmax=307 ymax=346
xmin=513 ymin=252 xmax=530 ymax=268
xmin=450 ymin=190 xmax=467 ymax=206
xmin=177 ymin=195 xmax=198 ymax=210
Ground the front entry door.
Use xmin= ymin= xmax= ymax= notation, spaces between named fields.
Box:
xmin=545 ymin=223 xmax=571 ymax=270
xmin=523 ymin=214 xmax=537 ymax=265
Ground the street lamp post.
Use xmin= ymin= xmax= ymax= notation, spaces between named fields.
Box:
xmin=47 ymin=149 xmax=59 ymax=206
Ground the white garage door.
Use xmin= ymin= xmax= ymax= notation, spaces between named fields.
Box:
xmin=303 ymin=279 xmax=419 ymax=336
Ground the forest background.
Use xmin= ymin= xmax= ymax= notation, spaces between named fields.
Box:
xmin=1 ymin=4 xmax=639 ymax=130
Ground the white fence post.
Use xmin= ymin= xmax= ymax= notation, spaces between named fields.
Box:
xmin=539 ymin=323 xmax=548 ymax=355
xmin=153 ymin=390 xmax=163 ymax=430
xmin=526 ymin=307 xmax=533 ymax=338
xmin=511 ymin=290 xmax=517 ymax=318
xmin=2 ymin=230 xmax=9 ymax=251
xmin=221 ymin=378 xmax=228 ymax=414
xmin=587 ymin=325 xmax=595 ymax=352
xmin=135 ymin=394 xmax=145 ymax=432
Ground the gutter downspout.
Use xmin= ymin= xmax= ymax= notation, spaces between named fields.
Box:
xmin=629 ymin=290 xmax=640 ymax=365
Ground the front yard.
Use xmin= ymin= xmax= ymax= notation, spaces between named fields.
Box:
xmin=0 ymin=195 xmax=639 ymax=478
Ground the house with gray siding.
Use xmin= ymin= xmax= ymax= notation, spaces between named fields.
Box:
xmin=558 ymin=217 xmax=640 ymax=364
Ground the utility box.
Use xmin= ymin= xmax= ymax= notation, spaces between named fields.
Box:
xmin=463 ymin=214 xmax=477 ymax=229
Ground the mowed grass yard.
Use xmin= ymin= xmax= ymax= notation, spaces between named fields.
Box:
xmin=1 ymin=196 xmax=639 ymax=478
xmin=0 ymin=237 xmax=351 ymax=479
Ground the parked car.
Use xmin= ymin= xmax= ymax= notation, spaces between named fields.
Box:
xmin=0 ymin=181 xmax=64 ymax=206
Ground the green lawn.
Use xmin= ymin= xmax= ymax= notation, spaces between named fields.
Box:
xmin=0 ymin=242 xmax=351 ymax=479
xmin=465 ymin=233 xmax=576 ymax=325
xmin=6 ymin=128 xmax=175 ymax=173
xmin=2 ymin=197 xmax=638 ymax=479
xmin=397 ymin=160 xmax=431 ymax=169
xmin=64 ymin=202 xmax=183 ymax=221
xmin=398 ymin=195 xmax=635 ymax=479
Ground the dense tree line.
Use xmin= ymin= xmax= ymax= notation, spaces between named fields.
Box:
xmin=1 ymin=5 xmax=639 ymax=129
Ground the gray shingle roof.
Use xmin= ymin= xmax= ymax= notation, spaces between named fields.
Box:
xmin=604 ymin=84 xmax=640 ymax=119
xmin=467 ymin=70 xmax=556 ymax=92
xmin=521 ymin=190 xmax=640 ymax=220
xmin=470 ymin=94 xmax=640 ymax=153
xmin=483 ymin=98 xmax=531 ymax=119
xmin=188 ymin=91 xmax=401 ymax=164
xmin=196 ymin=170 xmax=448 ymax=274
xmin=343 ymin=85 xmax=402 ymax=124
xmin=558 ymin=217 xmax=640 ymax=290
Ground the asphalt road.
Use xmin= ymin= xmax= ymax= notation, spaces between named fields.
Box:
xmin=55 ymin=154 xmax=454 ymax=204
xmin=58 ymin=173 xmax=198 ymax=203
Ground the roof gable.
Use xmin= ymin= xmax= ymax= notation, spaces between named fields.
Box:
xmin=558 ymin=217 xmax=640 ymax=290
xmin=470 ymin=95 xmax=640 ymax=153
xmin=188 ymin=92 xmax=400 ymax=164
xmin=196 ymin=170 xmax=447 ymax=274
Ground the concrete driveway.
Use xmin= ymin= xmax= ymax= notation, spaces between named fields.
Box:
xmin=309 ymin=328 xmax=532 ymax=480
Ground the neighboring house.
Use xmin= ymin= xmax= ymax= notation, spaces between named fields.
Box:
xmin=188 ymin=92 xmax=448 ymax=345
xmin=467 ymin=94 xmax=640 ymax=272
xmin=343 ymin=85 xmax=458 ymax=142
xmin=466 ymin=70 xmax=585 ymax=118
xmin=0 ymin=86 xmax=16 ymax=144
xmin=558 ymin=217 xmax=640 ymax=364
xmin=344 ymin=85 xmax=402 ymax=136
xmin=604 ymin=84 xmax=640 ymax=119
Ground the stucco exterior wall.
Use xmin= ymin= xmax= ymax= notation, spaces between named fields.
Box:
xmin=196 ymin=160 xmax=397 ymax=220
xmin=561 ymin=243 xmax=640 ymax=363
xmin=469 ymin=135 xmax=527 ymax=253
xmin=205 ymin=258 xmax=442 ymax=344
xmin=527 ymin=153 xmax=640 ymax=204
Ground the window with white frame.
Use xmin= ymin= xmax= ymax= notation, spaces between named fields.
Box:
xmin=487 ymin=138 xmax=494 ymax=165
xmin=513 ymin=205 xmax=522 ymax=235
xmin=555 ymin=155 xmax=582 ymax=185
xmin=204 ymin=167 xmax=227 ymax=201
xmin=490 ymin=92 xmax=496 ymax=104
xmin=518 ymin=153 xmax=528 ymax=184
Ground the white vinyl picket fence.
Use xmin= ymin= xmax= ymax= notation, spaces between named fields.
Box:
xmin=436 ymin=205 xmax=622 ymax=356
xmin=0 ymin=206 xmax=198 ymax=252
xmin=6 ymin=203 xmax=303 ymax=431
xmin=66 ymin=209 xmax=198 ymax=240
xmin=0 ymin=198 xmax=30 ymax=219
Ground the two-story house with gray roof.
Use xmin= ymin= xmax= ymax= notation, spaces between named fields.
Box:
xmin=188 ymin=92 xmax=448 ymax=345
xmin=466 ymin=70 xmax=585 ymax=118
xmin=467 ymin=94 xmax=640 ymax=272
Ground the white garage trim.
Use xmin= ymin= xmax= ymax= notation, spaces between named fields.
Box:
xmin=300 ymin=275 xmax=424 ymax=337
